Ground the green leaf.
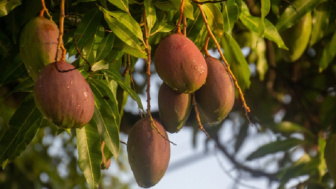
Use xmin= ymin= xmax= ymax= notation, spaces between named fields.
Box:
xmin=234 ymin=0 xmax=243 ymax=15
xmin=278 ymin=156 xmax=319 ymax=187
xmin=118 ymin=74 xmax=132 ymax=117
xmin=69 ymin=8 xmax=102 ymax=56
xmin=96 ymin=33 xmax=115 ymax=61
xmin=121 ymin=43 xmax=147 ymax=59
xmin=101 ymin=69 xmax=144 ymax=111
xmin=317 ymin=135 xmax=327 ymax=178
xmin=276 ymin=0 xmax=320 ymax=32
xmin=82 ymin=26 xmax=105 ymax=64
xmin=320 ymin=96 xmax=336 ymax=129
xmin=255 ymin=38 xmax=268 ymax=81
xmin=240 ymin=3 xmax=288 ymax=50
xmin=88 ymin=78 xmax=120 ymax=159
xmin=0 ymin=0 xmax=21 ymax=17
xmin=221 ymin=33 xmax=251 ymax=90
xmin=246 ymin=138 xmax=303 ymax=161
xmin=234 ymin=123 xmax=248 ymax=153
xmin=91 ymin=60 xmax=109 ymax=72
xmin=102 ymin=9 xmax=146 ymax=58
xmin=0 ymin=30 xmax=12 ymax=57
xmin=150 ymin=21 xmax=175 ymax=36
xmin=187 ymin=9 xmax=207 ymax=47
xmin=309 ymin=1 xmax=331 ymax=46
xmin=273 ymin=121 xmax=314 ymax=138
xmin=154 ymin=0 xmax=176 ymax=11
xmin=102 ymin=9 xmax=143 ymax=41
xmin=319 ymin=32 xmax=336 ymax=71
xmin=183 ymin=0 xmax=194 ymax=20
xmin=202 ymin=3 xmax=224 ymax=38
xmin=223 ymin=0 xmax=239 ymax=34
xmin=170 ymin=0 xmax=194 ymax=20
xmin=107 ymin=0 xmax=129 ymax=13
xmin=260 ymin=0 xmax=270 ymax=18
xmin=0 ymin=94 xmax=42 ymax=168
xmin=10 ymin=77 xmax=34 ymax=93
xmin=144 ymin=0 xmax=157 ymax=32
xmin=258 ymin=0 xmax=270 ymax=37
xmin=76 ymin=123 xmax=102 ymax=189
xmin=0 ymin=55 xmax=27 ymax=85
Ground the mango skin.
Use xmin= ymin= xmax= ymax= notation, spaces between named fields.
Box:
xmin=280 ymin=13 xmax=312 ymax=62
xmin=195 ymin=56 xmax=235 ymax=124
xmin=154 ymin=33 xmax=208 ymax=93
xmin=325 ymin=134 xmax=336 ymax=182
xmin=20 ymin=16 xmax=61 ymax=80
xmin=127 ymin=117 xmax=170 ymax=188
xmin=34 ymin=61 xmax=94 ymax=128
xmin=158 ymin=83 xmax=191 ymax=133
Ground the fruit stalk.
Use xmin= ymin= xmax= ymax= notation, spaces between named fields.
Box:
xmin=57 ymin=0 xmax=66 ymax=62
xmin=192 ymin=94 xmax=210 ymax=139
xmin=176 ymin=0 xmax=185 ymax=34
xmin=143 ymin=10 xmax=151 ymax=115
xmin=39 ymin=0 xmax=52 ymax=19
xmin=203 ymin=34 xmax=211 ymax=57
xmin=182 ymin=15 xmax=187 ymax=35
xmin=197 ymin=3 xmax=251 ymax=116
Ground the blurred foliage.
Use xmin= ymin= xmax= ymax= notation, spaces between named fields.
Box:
xmin=0 ymin=0 xmax=336 ymax=188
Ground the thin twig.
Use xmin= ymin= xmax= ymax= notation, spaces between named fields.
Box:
xmin=58 ymin=0 xmax=66 ymax=61
xmin=101 ymin=141 xmax=111 ymax=170
xmin=120 ymin=140 xmax=127 ymax=145
xmin=39 ymin=0 xmax=52 ymax=19
xmin=143 ymin=11 xmax=151 ymax=116
xmin=149 ymin=113 xmax=176 ymax=145
xmin=123 ymin=55 xmax=144 ymax=117
xmin=215 ymin=150 xmax=264 ymax=189
xmin=74 ymin=35 xmax=92 ymax=72
xmin=182 ymin=15 xmax=187 ymax=35
xmin=197 ymin=4 xmax=251 ymax=118
xmin=214 ymin=136 xmax=278 ymax=182
xmin=203 ymin=34 xmax=211 ymax=56
xmin=192 ymin=94 xmax=211 ymax=139
xmin=54 ymin=0 xmax=76 ymax=73
xmin=282 ymin=0 xmax=301 ymax=16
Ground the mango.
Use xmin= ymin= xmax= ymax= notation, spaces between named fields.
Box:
xmin=195 ymin=56 xmax=235 ymax=124
xmin=34 ymin=61 xmax=94 ymax=128
xmin=154 ymin=33 xmax=207 ymax=93
xmin=127 ymin=117 xmax=170 ymax=188
xmin=158 ymin=83 xmax=191 ymax=133
xmin=20 ymin=16 xmax=61 ymax=80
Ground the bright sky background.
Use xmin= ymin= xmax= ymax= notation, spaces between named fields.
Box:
xmin=109 ymin=127 xmax=278 ymax=189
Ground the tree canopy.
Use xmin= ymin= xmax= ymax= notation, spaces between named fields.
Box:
xmin=0 ymin=0 xmax=336 ymax=188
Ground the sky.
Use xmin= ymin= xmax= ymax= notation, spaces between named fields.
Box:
xmin=108 ymin=126 xmax=281 ymax=189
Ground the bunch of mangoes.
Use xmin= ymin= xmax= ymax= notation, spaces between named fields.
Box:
xmin=20 ymin=17 xmax=94 ymax=128
xmin=126 ymin=33 xmax=236 ymax=188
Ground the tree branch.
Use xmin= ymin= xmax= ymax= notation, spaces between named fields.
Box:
xmin=214 ymin=136 xmax=279 ymax=182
